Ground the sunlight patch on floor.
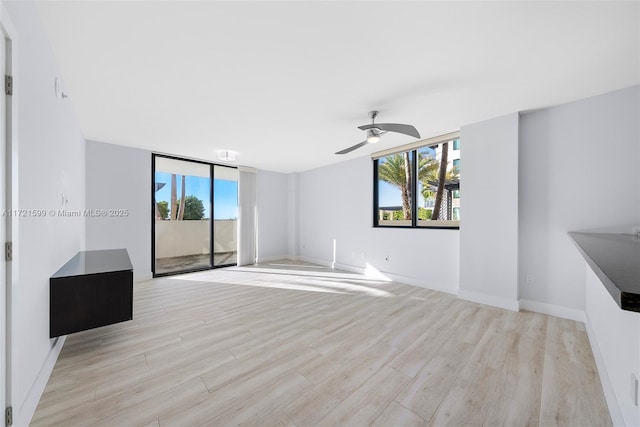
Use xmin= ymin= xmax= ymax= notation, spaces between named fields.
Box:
xmin=364 ymin=263 xmax=392 ymax=281
xmin=162 ymin=262 xmax=395 ymax=298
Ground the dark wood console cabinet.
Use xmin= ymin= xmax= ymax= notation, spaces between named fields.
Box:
xmin=50 ymin=249 xmax=133 ymax=338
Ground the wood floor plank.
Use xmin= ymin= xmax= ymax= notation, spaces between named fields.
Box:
xmin=388 ymin=299 xmax=475 ymax=377
xmin=315 ymin=365 xmax=412 ymax=427
xmin=539 ymin=317 xmax=612 ymax=426
xmin=94 ymin=377 xmax=210 ymax=427
xmin=427 ymin=360 xmax=503 ymax=426
xmin=283 ymin=348 xmax=395 ymax=425
xmin=207 ymin=371 xmax=314 ymax=426
xmin=160 ymin=349 xmax=318 ymax=426
xmin=371 ymin=401 xmax=426 ymax=427
xmin=32 ymin=260 xmax=612 ymax=426
xmin=395 ymin=303 xmax=492 ymax=421
xmin=249 ymin=410 xmax=297 ymax=427
xmin=499 ymin=312 xmax=547 ymax=426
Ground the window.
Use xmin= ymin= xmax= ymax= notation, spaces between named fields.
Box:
xmin=375 ymin=152 xmax=414 ymax=227
xmin=152 ymin=154 xmax=238 ymax=277
xmin=453 ymin=138 xmax=460 ymax=150
xmin=213 ymin=165 xmax=239 ymax=267
xmin=373 ymin=132 xmax=460 ymax=229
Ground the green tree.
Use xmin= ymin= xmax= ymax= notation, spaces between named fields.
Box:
xmin=175 ymin=195 xmax=205 ymax=220
xmin=420 ymin=166 xmax=459 ymax=202
xmin=418 ymin=147 xmax=459 ymax=220
xmin=378 ymin=153 xmax=438 ymax=220
xmin=432 ymin=141 xmax=449 ymax=220
xmin=418 ymin=207 xmax=432 ymax=220
xmin=170 ymin=174 xmax=177 ymax=220
xmin=177 ymin=175 xmax=186 ymax=220
xmin=157 ymin=201 xmax=169 ymax=220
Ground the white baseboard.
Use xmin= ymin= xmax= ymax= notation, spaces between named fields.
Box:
xmin=458 ymin=290 xmax=519 ymax=312
xmin=518 ymin=299 xmax=586 ymax=322
xmin=298 ymin=256 xmax=458 ymax=295
xmin=333 ymin=261 xmax=367 ymax=275
xmin=16 ymin=335 xmax=66 ymax=426
xmin=583 ymin=313 xmax=625 ymax=427
xmin=256 ymin=255 xmax=291 ymax=263
xmin=372 ymin=269 xmax=457 ymax=295
xmin=298 ymin=255 xmax=333 ymax=268
xmin=134 ymin=271 xmax=153 ymax=283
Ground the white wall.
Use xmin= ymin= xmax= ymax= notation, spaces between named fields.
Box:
xmin=0 ymin=11 xmax=6 ymax=419
xmin=519 ymin=86 xmax=640 ymax=311
xmin=297 ymin=156 xmax=460 ymax=293
xmin=5 ymin=1 xmax=86 ymax=424
xmin=585 ymin=265 xmax=640 ymax=426
xmin=256 ymin=169 xmax=288 ymax=261
xmin=86 ymin=141 xmax=285 ymax=272
xmin=286 ymin=173 xmax=299 ymax=258
xmin=459 ymin=113 xmax=520 ymax=310
xmin=85 ymin=140 xmax=151 ymax=281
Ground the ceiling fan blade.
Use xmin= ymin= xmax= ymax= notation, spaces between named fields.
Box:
xmin=335 ymin=140 xmax=369 ymax=155
xmin=359 ymin=123 xmax=420 ymax=139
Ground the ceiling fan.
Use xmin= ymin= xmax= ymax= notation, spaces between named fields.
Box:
xmin=335 ymin=111 xmax=421 ymax=155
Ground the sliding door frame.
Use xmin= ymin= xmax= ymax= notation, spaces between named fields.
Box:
xmin=151 ymin=153 xmax=238 ymax=277
xmin=212 ymin=163 xmax=239 ymax=269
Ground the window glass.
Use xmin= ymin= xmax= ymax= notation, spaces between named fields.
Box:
xmin=417 ymin=140 xmax=459 ymax=227
xmin=374 ymin=135 xmax=459 ymax=229
xmin=154 ymin=157 xmax=212 ymax=274
xmin=376 ymin=152 xmax=414 ymax=226
xmin=153 ymin=155 xmax=239 ymax=276
xmin=213 ymin=165 xmax=239 ymax=266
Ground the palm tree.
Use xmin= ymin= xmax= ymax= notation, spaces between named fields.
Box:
xmin=177 ymin=175 xmax=186 ymax=220
xmin=169 ymin=174 xmax=187 ymax=220
xmin=420 ymin=160 xmax=459 ymax=206
xmin=170 ymin=174 xmax=177 ymax=220
xmin=431 ymin=141 xmax=449 ymax=220
xmin=379 ymin=154 xmax=438 ymax=220
xmin=378 ymin=154 xmax=412 ymax=219
xmin=418 ymin=153 xmax=440 ymax=201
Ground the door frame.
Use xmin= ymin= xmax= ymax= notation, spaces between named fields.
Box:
xmin=151 ymin=153 xmax=239 ymax=277
xmin=1 ymin=4 xmax=18 ymax=424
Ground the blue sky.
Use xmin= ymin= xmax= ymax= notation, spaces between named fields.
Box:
xmin=155 ymin=172 xmax=238 ymax=219
xmin=378 ymin=181 xmax=403 ymax=207
xmin=378 ymin=181 xmax=431 ymax=208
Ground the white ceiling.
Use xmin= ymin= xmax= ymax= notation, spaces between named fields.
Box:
xmin=35 ymin=1 xmax=639 ymax=173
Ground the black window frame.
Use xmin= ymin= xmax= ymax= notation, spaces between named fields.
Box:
xmin=373 ymin=139 xmax=460 ymax=230
xmin=151 ymin=153 xmax=239 ymax=277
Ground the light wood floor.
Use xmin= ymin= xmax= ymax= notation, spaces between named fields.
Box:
xmin=33 ymin=260 xmax=612 ymax=426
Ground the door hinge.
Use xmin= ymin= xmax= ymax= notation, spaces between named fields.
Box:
xmin=5 ymin=406 xmax=12 ymax=426
xmin=5 ymin=75 xmax=13 ymax=95
xmin=5 ymin=241 xmax=12 ymax=261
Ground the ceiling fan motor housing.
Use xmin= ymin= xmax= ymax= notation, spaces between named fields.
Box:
xmin=367 ymin=128 xmax=381 ymax=137
xmin=366 ymin=128 xmax=381 ymax=143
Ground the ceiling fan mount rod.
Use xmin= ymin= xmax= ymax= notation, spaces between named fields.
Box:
xmin=368 ymin=110 xmax=378 ymax=122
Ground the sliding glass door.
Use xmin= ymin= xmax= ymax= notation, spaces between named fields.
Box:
xmin=213 ymin=165 xmax=238 ymax=267
xmin=153 ymin=155 xmax=238 ymax=276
